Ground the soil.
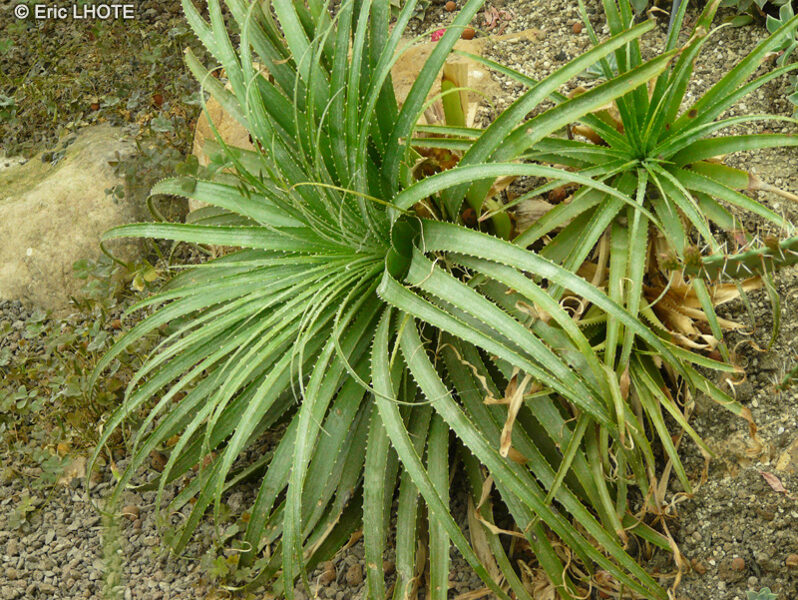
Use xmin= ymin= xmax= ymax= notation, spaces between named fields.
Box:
xmin=2 ymin=0 xmax=798 ymax=599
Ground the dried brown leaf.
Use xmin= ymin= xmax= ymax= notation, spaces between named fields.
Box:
xmin=499 ymin=372 xmax=533 ymax=457
xmin=759 ymin=470 xmax=788 ymax=494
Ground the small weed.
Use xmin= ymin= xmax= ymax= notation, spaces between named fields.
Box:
xmin=788 ymin=74 xmax=798 ymax=116
xmin=0 ymin=255 xmax=160 ymax=491
xmin=193 ymin=506 xmax=270 ymax=590
xmin=390 ymin=0 xmax=432 ymax=20
xmin=747 ymin=587 xmax=779 ymax=600
xmin=766 ymin=2 xmax=798 ymax=65
xmin=101 ymin=512 xmax=124 ymax=600
xmin=773 ymin=359 xmax=798 ymax=392
xmin=8 ymin=493 xmax=39 ymax=530
xmin=719 ymin=0 xmax=792 ymax=17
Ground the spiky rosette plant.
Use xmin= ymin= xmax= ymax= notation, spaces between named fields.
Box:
xmin=449 ymin=0 xmax=798 ymax=474
xmin=464 ymin=0 xmax=798 ymax=287
xmin=89 ymin=0 xmax=796 ymax=598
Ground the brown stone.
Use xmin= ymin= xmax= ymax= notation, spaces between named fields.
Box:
xmin=121 ymin=505 xmax=140 ymax=521
xmin=690 ymin=558 xmax=707 ymax=575
xmin=319 ymin=561 xmax=336 ymax=585
xmin=150 ymin=450 xmax=167 ymax=472
xmin=718 ymin=558 xmax=745 ymax=582
xmin=573 ymin=22 xmax=583 ymax=34
xmin=787 ymin=554 xmax=798 ymax=568
xmin=345 ymin=563 xmax=363 ymax=586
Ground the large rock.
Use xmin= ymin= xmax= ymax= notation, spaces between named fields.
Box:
xmin=190 ymin=79 xmax=256 ymax=171
xmin=389 ymin=29 xmax=543 ymax=110
xmin=0 ymin=125 xmax=144 ymax=313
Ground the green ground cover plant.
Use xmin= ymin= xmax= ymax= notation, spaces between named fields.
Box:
xmin=0 ymin=256 xmax=160 ymax=541
xmin=90 ymin=0 xmax=798 ymax=598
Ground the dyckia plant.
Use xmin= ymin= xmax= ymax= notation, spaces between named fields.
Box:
xmin=89 ymin=0 xmax=798 ymax=599
xmin=425 ymin=0 xmax=798 ymax=511
xmin=466 ymin=0 xmax=798 ymax=381
xmin=462 ymin=0 xmax=798 ymax=564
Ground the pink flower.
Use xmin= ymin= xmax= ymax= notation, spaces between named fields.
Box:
xmin=431 ymin=28 xmax=446 ymax=42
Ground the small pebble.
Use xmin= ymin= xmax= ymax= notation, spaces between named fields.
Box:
xmin=691 ymin=558 xmax=707 ymax=575
xmin=150 ymin=450 xmax=167 ymax=472
xmin=319 ymin=561 xmax=336 ymax=585
xmin=121 ymin=505 xmax=140 ymax=521
xmin=345 ymin=563 xmax=363 ymax=586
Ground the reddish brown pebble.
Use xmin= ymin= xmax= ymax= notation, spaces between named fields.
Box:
xmin=152 ymin=93 xmax=164 ymax=107
xmin=548 ymin=186 xmax=567 ymax=203
xmin=787 ymin=554 xmax=798 ymax=568
xmin=109 ymin=319 xmax=122 ymax=330
xmin=461 ymin=206 xmax=477 ymax=227
xmin=691 ymin=558 xmax=708 ymax=575
xmin=461 ymin=27 xmax=475 ymax=40
xmin=90 ymin=103 xmax=100 ymax=111
xmin=150 ymin=450 xmax=167 ymax=472
xmin=573 ymin=22 xmax=583 ymax=34
xmin=731 ymin=557 xmax=745 ymax=571
xmin=319 ymin=561 xmax=336 ymax=584
xmin=121 ymin=505 xmax=140 ymax=521
xmin=345 ymin=563 xmax=363 ymax=586
xmin=445 ymin=1 xmax=456 ymax=11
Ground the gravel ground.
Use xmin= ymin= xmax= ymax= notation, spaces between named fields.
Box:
xmin=2 ymin=0 xmax=798 ymax=598
xmin=0 ymin=479 xmax=202 ymax=600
